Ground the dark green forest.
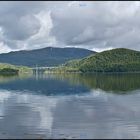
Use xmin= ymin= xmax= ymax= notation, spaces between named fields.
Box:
xmin=64 ymin=48 xmax=140 ymax=73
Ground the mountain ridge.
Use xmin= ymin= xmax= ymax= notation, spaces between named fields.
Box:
xmin=0 ymin=46 xmax=96 ymax=67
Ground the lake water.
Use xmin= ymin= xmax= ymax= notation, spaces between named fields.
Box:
xmin=0 ymin=73 xmax=140 ymax=139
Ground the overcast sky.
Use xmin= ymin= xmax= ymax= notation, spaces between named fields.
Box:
xmin=0 ymin=1 xmax=140 ymax=53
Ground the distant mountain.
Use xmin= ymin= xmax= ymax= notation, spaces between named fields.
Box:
xmin=64 ymin=48 xmax=140 ymax=72
xmin=0 ymin=47 xmax=95 ymax=67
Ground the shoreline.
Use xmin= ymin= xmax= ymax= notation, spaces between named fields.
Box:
xmin=45 ymin=70 xmax=140 ymax=74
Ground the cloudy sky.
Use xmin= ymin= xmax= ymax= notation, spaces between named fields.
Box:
xmin=0 ymin=1 xmax=140 ymax=53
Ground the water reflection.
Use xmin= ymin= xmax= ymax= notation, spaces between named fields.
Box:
xmin=0 ymin=90 xmax=57 ymax=139
xmin=0 ymin=73 xmax=140 ymax=94
xmin=0 ymin=73 xmax=32 ymax=84
xmin=48 ymin=73 xmax=140 ymax=93
xmin=0 ymin=89 xmax=140 ymax=138
xmin=0 ymin=74 xmax=90 ymax=96
xmin=0 ymin=73 xmax=140 ymax=138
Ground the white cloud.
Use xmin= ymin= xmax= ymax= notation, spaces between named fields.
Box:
xmin=68 ymin=1 xmax=79 ymax=7
xmin=27 ymin=11 xmax=56 ymax=49
xmin=92 ymin=47 xmax=114 ymax=53
xmin=0 ymin=41 xmax=12 ymax=53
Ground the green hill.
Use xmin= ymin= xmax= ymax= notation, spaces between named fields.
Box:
xmin=0 ymin=63 xmax=32 ymax=75
xmin=63 ymin=48 xmax=140 ymax=73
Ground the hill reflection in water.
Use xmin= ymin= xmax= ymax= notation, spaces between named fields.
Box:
xmin=0 ymin=73 xmax=139 ymax=95
xmin=0 ymin=73 xmax=140 ymax=138
xmin=45 ymin=73 xmax=140 ymax=93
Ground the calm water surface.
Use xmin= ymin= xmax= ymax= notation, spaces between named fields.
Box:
xmin=0 ymin=73 xmax=140 ymax=139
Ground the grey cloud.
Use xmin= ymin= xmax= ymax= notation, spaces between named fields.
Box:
xmin=50 ymin=1 xmax=140 ymax=51
xmin=0 ymin=1 xmax=140 ymax=53
xmin=2 ymin=14 xmax=41 ymax=40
